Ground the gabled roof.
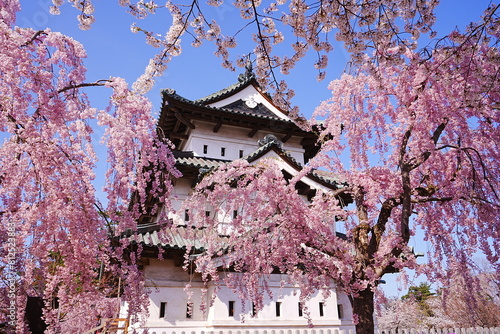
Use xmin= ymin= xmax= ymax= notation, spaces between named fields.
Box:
xmin=173 ymin=135 xmax=349 ymax=203
xmin=220 ymin=99 xmax=278 ymax=119
xmin=160 ymin=88 xmax=290 ymax=122
xmin=242 ymin=136 xmax=348 ymax=200
xmin=193 ymin=70 xmax=258 ymax=105
xmin=158 ymin=72 xmax=320 ymax=161
xmin=247 ymin=140 xmax=345 ymax=189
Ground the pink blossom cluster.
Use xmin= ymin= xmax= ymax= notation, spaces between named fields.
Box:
xmin=181 ymin=6 xmax=499 ymax=330
xmin=1 ymin=1 xmax=499 ymax=332
xmin=183 ymin=160 xmax=357 ymax=323
xmin=312 ymin=16 xmax=500 ymax=310
xmin=57 ymin=0 xmax=439 ymax=105
xmin=0 ymin=1 xmax=178 ymax=332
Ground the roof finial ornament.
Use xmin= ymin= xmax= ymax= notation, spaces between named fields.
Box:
xmin=238 ymin=53 xmax=254 ymax=82
xmin=245 ymin=53 xmax=252 ymax=74
xmin=258 ymin=134 xmax=283 ymax=149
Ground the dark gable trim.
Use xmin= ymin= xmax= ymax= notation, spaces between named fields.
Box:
xmin=194 ymin=75 xmax=258 ymax=105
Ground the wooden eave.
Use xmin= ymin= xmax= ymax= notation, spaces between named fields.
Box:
xmin=159 ymin=93 xmax=320 ymax=159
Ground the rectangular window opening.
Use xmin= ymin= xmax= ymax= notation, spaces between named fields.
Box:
xmin=275 ymin=302 xmax=281 ymax=317
xmin=252 ymin=302 xmax=257 ymax=317
xmin=319 ymin=302 xmax=324 ymax=317
xmin=184 ymin=209 xmax=189 ymax=221
xmin=298 ymin=302 xmax=303 ymax=317
xmin=221 ymin=147 xmax=226 ymax=157
xmin=203 ymin=145 xmax=208 ymax=154
xmin=239 ymin=150 xmax=244 ymax=158
xmin=186 ymin=302 xmax=193 ymax=319
xmin=205 ymin=211 xmax=211 ymax=217
xmin=233 ymin=210 xmax=238 ymax=219
xmin=159 ymin=302 xmax=167 ymax=318
xmin=337 ymin=304 xmax=344 ymax=319
xmin=228 ymin=301 xmax=235 ymax=317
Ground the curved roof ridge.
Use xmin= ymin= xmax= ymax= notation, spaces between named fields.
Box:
xmin=194 ymin=72 xmax=257 ymax=105
xmin=162 ymin=89 xmax=296 ymax=123
xmin=244 ymin=140 xmax=346 ymax=190
xmin=161 ymin=88 xmax=195 ymax=104
xmin=245 ymin=140 xmax=300 ymax=166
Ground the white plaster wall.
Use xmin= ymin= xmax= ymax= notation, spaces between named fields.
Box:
xmin=140 ymin=260 xmax=354 ymax=329
xmin=208 ymin=283 xmax=342 ymax=326
xmin=157 ymin=178 xmax=192 ymax=225
xmin=335 ymin=291 xmax=353 ymax=322
xmin=184 ymin=121 xmax=305 ymax=165
xmin=143 ymin=259 xmax=206 ymax=327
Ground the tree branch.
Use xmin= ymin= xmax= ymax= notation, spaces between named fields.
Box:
xmin=408 ymin=118 xmax=448 ymax=169
xmin=21 ymin=30 xmax=47 ymax=47
xmin=399 ymin=126 xmax=413 ymax=167
xmin=369 ymin=196 xmax=403 ymax=255
xmin=57 ymin=80 xmax=110 ymax=94
xmin=411 ymin=196 xmax=453 ymax=203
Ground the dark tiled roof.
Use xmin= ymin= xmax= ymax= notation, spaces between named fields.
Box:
xmin=244 ymin=140 xmax=344 ymax=189
xmin=170 ymin=139 xmax=345 ymax=192
xmin=162 ymin=89 xmax=290 ymax=123
xmin=311 ymin=169 xmax=346 ymax=187
xmin=194 ymin=73 xmax=256 ymax=105
xmin=176 ymin=156 xmax=229 ymax=169
xmin=244 ymin=140 xmax=291 ymax=163
xmin=171 ymin=136 xmax=345 ymax=190
xmin=127 ymin=224 xmax=208 ymax=251
xmin=223 ymin=100 xmax=276 ymax=118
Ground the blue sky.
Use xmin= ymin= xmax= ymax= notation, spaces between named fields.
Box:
xmin=15 ymin=0 xmax=493 ymax=297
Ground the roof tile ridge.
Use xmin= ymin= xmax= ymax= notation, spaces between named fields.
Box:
xmin=194 ymin=74 xmax=256 ymax=105
xmin=177 ymin=156 xmax=232 ymax=163
xmin=164 ymin=90 xmax=293 ymax=122
xmin=161 ymin=88 xmax=201 ymax=105
xmin=244 ymin=138 xmax=301 ymax=166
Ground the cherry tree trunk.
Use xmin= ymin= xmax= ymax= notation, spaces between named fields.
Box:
xmin=352 ymin=288 xmax=375 ymax=334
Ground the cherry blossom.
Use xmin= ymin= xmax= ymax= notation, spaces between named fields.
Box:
xmin=56 ymin=0 xmax=439 ymax=109
xmin=0 ymin=1 xmax=178 ymax=332
xmin=182 ymin=5 xmax=500 ymax=334
xmin=1 ymin=1 xmax=499 ymax=333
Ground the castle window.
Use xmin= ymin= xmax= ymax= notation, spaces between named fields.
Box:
xmin=205 ymin=211 xmax=211 ymax=217
xmin=233 ymin=210 xmax=238 ymax=219
xmin=221 ymin=147 xmax=226 ymax=156
xmin=252 ymin=302 xmax=257 ymax=317
xmin=186 ymin=302 xmax=193 ymax=319
xmin=298 ymin=302 xmax=303 ymax=317
xmin=228 ymin=300 xmax=235 ymax=317
xmin=275 ymin=302 xmax=281 ymax=317
xmin=337 ymin=304 xmax=344 ymax=319
xmin=239 ymin=150 xmax=244 ymax=158
xmin=203 ymin=145 xmax=208 ymax=154
xmin=184 ymin=209 xmax=189 ymax=221
xmin=319 ymin=302 xmax=324 ymax=317
xmin=159 ymin=302 xmax=167 ymax=318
